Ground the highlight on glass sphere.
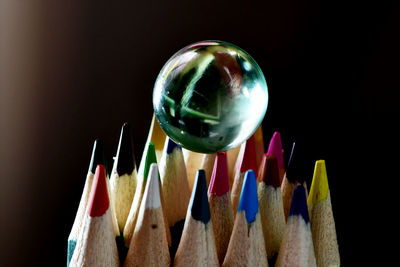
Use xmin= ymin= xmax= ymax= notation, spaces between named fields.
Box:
xmin=153 ymin=40 xmax=268 ymax=153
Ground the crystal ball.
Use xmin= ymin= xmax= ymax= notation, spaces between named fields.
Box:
xmin=153 ymin=40 xmax=268 ymax=153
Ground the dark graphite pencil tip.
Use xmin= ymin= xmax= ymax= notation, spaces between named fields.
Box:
xmin=190 ymin=170 xmax=211 ymax=224
xmin=89 ymin=139 xmax=108 ymax=175
xmin=166 ymin=138 xmax=181 ymax=154
xmin=259 ymin=155 xmax=281 ymax=188
xmin=116 ymin=123 xmax=135 ymax=176
xmin=238 ymin=170 xmax=259 ymax=223
xmin=289 ymin=185 xmax=310 ymax=223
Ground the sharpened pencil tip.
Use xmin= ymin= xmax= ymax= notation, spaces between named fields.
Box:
xmin=89 ymin=139 xmax=107 ymax=175
xmin=238 ymin=170 xmax=258 ymax=223
xmin=308 ymin=160 xmax=329 ymax=205
xmin=266 ymin=131 xmax=284 ymax=169
xmin=239 ymin=135 xmax=258 ymax=177
xmin=88 ymin=164 xmax=110 ymax=217
xmin=190 ymin=170 xmax=211 ymax=224
xmin=143 ymin=142 xmax=157 ymax=179
xmin=166 ymin=138 xmax=181 ymax=154
xmin=259 ymin=154 xmax=281 ymax=188
xmin=289 ymin=185 xmax=309 ymax=223
xmin=209 ymin=152 xmax=229 ymax=197
xmin=144 ymin=163 xmax=162 ymax=209
xmin=285 ymin=142 xmax=300 ymax=183
xmin=116 ymin=123 xmax=135 ymax=176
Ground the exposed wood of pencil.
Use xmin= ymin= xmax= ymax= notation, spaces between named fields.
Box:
xmin=110 ymin=123 xmax=138 ymax=233
xmin=200 ymin=153 xmax=216 ymax=187
xmin=124 ymin=164 xmax=170 ymax=267
xmin=226 ymin=145 xmax=241 ymax=190
xmin=68 ymin=140 xmax=108 ymax=266
xmin=123 ymin=143 xmax=171 ymax=247
xmin=182 ymin=148 xmax=203 ymax=192
xmin=231 ymin=135 xmax=257 ymax=217
xmin=208 ymin=152 xmax=234 ymax=263
xmin=159 ymin=138 xmax=191 ymax=227
xmin=257 ymin=155 xmax=285 ymax=258
xmin=223 ymin=170 xmax=268 ymax=267
xmin=275 ymin=185 xmax=316 ymax=267
xmin=140 ymin=113 xmax=166 ymax=166
xmin=70 ymin=165 xmax=120 ymax=266
xmin=174 ymin=170 xmax=219 ymax=267
xmin=307 ymin=160 xmax=340 ymax=267
xmin=253 ymin=125 xmax=265 ymax=169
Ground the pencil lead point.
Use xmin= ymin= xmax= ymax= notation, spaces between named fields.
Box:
xmin=308 ymin=160 xmax=329 ymax=205
xmin=143 ymin=142 xmax=157 ymax=179
xmin=285 ymin=142 xmax=300 ymax=183
xmin=266 ymin=131 xmax=284 ymax=169
xmin=88 ymin=164 xmax=110 ymax=217
xmin=190 ymin=170 xmax=211 ymax=224
xmin=259 ymin=154 xmax=281 ymax=188
xmin=209 ymin=152 xmax=229 ymax=197
xmin=166 ymin=138 xmax=181 ymax=154
xmin=239 ymin=135 xmax=258 ymax=177
xmin=89 ymin=139 xmax=107 ymax=175
xmin=238 ymin=170 xmax=258 ymax=223
xmin=116 ymin=123 xmax=135 ymax=176
xmin=289 ymin=185 xmax=309 ymax=223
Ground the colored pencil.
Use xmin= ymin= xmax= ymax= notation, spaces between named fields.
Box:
xmin=200 ymin=153 xmax=217 ymax=187
xmin=253 ymin=124 xmax=265 ymax=168
xmin=275 ymin=185 xmax=317 ymax=267
xmin=123 ymin=142 xmax=171 ymax=247
xmin=208 ymin=152 xmax=234 ymax=263
xmin=69 ymin=164 xmax=120 ymax=266
xmin=308 ymin=160 xmax=340 ymax=266
xmin=266 ymin=131 xmax=285 ymax=182
xmin=226 ymin=145 xmax=241 ymax=190
xmin=110 ymin=123 xmax=138 ymax=233
xmin=231 ymin=135 xmax=257 ymax=216
xmin=159 ymin=138 xmax=191 ymax=258
xmin=281 ymin=142 xmax=298 ymax=221
xmin=124 ymin=163 xmax=170 ymax=266
xmin=182 ymin=149 xmax=203 ymax=192
xmin=140 ymin=113 xmax=166 ymax=165
xmin=67 ymin=139 xmax=108 ymax=266
xmin=223 ymin=170 xmax=268 ymax=267
xmin=257 ymin=154 xmax=286 ymax=260
xmin=174 ymin=170 xmax=219 ymax=267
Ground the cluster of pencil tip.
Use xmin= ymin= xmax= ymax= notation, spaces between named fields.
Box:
xmin=67 ymin=114 xmax=340 ymax=267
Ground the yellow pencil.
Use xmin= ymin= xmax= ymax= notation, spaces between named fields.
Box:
xmin=308 ymin=160 xmax=340 ymax=266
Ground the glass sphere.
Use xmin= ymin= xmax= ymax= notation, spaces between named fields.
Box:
xmin=153 ymin=40 xmax=268 ymax=153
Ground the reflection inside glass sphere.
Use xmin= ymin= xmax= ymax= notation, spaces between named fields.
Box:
xmin=153 ymin=40 xmax=268 ymax=153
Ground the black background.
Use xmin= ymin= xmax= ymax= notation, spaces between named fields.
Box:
xmin=0 ymin=0 xmax=398 ymax=266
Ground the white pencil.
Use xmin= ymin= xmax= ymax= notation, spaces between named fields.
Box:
xmin=124 ymin=163 xmax=170 ymax=266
